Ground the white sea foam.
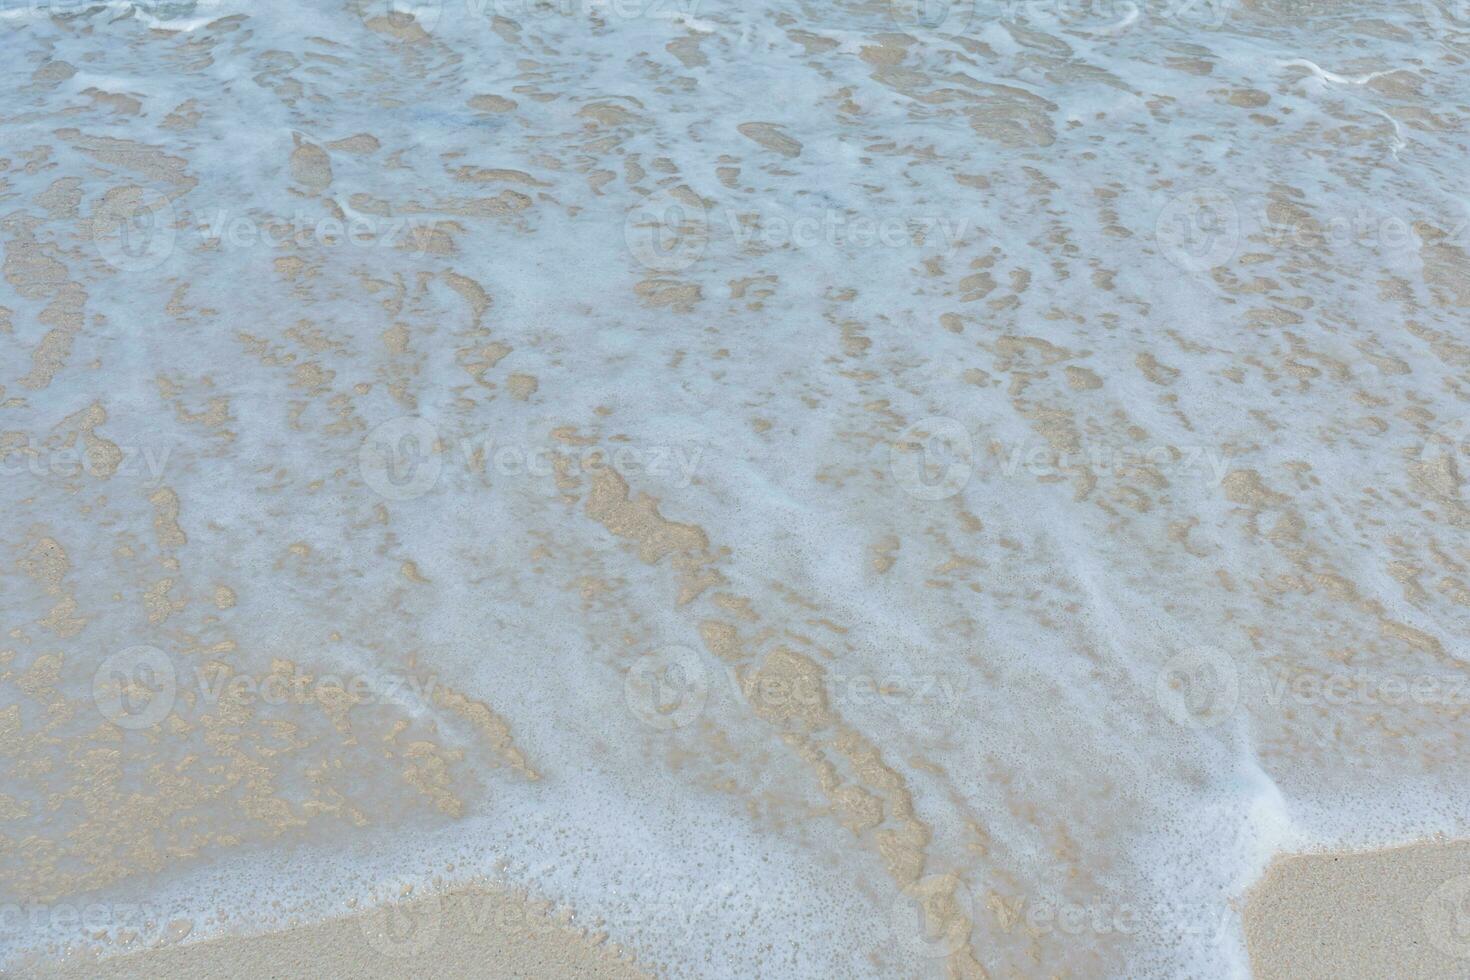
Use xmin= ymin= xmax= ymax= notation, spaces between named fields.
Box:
xmin=1 ymin=0 xmax=1467 ymax=976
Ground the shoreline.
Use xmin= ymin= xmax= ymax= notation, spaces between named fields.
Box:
xmin=25 ymin=885 xmax=652 ymax=980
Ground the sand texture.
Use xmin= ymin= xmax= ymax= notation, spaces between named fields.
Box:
xmin=1 ymin=1 xmax=1468 ymax=977
xmin=1245 ymin=841 xmax=1470 ymax=980
xmin=27 ymin=887 xmax=650 ymax=980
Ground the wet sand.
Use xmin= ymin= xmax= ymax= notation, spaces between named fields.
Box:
xmin=4 ymin=1 xmax=1469 ymax=976
xmin=1245 ymin=840 xmax=1470 ymax=980
xmin=30 ymin=886 xmax=650 ymax=980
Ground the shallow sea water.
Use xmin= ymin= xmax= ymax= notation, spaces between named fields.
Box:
xmin=0 ymin=0 xmax=1468 ymax=976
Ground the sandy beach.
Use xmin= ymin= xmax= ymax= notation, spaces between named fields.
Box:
xmin=1246 ymin=840 xmax=1470 ymax=980
xmin=2 ymin=0 xmax=1468 ymax=976
xmin=20 ymin=842 xmax=1470 ymax=979
xmin=28 ymin=886 xmax=650 ymax=980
